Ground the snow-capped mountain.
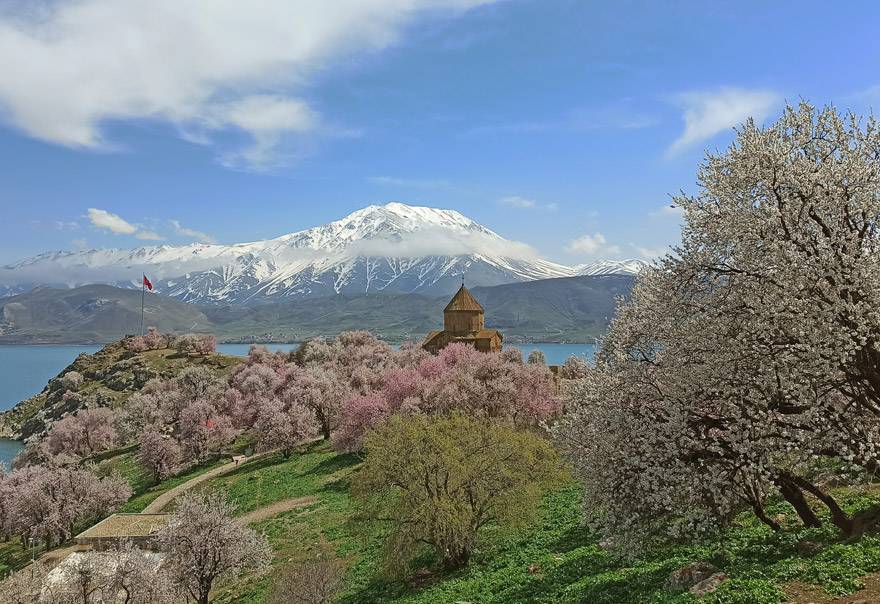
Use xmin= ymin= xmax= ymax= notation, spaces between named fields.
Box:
xmin=574 ymin=259 xmax=651 ymax=276
xmin=2 ymin=203 xmax=584 ymax=304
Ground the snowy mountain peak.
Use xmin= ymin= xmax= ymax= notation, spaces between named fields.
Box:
xmin=575 ymin=259 xmax=650 ymax=276
xmin=0 ymin=203 xmax=645 ymax=304
xmin=272 ymin=202 xmax=493 ymax=252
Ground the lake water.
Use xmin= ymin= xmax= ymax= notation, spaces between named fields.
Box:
xmin=0 ymin=341 xmax=595 ymax=467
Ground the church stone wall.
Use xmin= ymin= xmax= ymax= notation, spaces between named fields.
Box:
xmin=444 ymin=310 xmax=484 ymax=335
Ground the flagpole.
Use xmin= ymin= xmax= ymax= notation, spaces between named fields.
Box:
xmin=140 ymin=275 xmax=145 ymax=336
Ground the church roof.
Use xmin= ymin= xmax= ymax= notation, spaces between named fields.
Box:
xmin=444 ymin=285 xmax=484 ymax=313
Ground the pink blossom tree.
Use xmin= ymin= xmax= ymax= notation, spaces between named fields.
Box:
xmin=126 ymin=336 xmax=149 ymax=353
xmin=559 ymin=355 xmax=590 ymax=380
xmin=333 ymin=342 xmax=562 ymax=452
xmin=331 ymin=394 xmax=389 ymax=453
xmin=137 ymin=430 xmax=182 ymax=483
xmin=175 ymin=333 xmax=217 ymax=356
xmin=178 ymin=400 xmax=237 ymax=463
xmin=46 ymin=408 xmax=118 ymax=458
xmin=1 ymin=465 xmax=130 ymax=547
xmin=253 ymin=398 xmax=319 ymax=457
xmin=142 ymin=326 xmax=164 ymax=350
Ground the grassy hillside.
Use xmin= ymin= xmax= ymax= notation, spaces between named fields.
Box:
xmin=162 ymin=442 xmax=880 ymax=604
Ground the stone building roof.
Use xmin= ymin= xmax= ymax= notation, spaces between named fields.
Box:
xmin=76 ymin=513 xmax=169 ymax=540
xmin=444 ymin=285 xmax=484 ymax=312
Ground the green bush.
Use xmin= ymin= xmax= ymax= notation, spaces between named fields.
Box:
xmin=353 ymin=412 xmax=565 ymax=574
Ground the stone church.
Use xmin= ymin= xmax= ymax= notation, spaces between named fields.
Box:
xmin=423 ymin=284 xmax=503 ymax=354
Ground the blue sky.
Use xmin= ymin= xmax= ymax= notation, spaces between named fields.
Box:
xmin=1 ymin=0 xmax=879 ymax=266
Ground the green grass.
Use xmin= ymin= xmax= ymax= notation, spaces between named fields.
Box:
xmin=0 ymin=541 xmax=34 ymax=577
xmin=181 ymin=442 xmax=880 ymax=604
xmin=118 ymin=458 xmax=228 ymax=513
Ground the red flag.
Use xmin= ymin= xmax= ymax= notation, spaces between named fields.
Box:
xmin=142 ymin=275 xmax=153 ymax=291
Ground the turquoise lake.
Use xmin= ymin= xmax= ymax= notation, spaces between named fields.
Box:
xmin=0 ymin=341 xmax=595 ymax=468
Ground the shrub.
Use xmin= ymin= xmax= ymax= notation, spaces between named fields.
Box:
xmin=268 ymin=554 xmax=344 ymax=604
xmin=60 ymin=370 xmax=84 ymax=392
xmin=354 ymin=412 xmax=564 ymax=573
xmin=175 ymin=333 xmax=216 ymax=356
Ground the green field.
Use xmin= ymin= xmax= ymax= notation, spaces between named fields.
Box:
xmin=176 ymin=442 xmax=880 ymax=603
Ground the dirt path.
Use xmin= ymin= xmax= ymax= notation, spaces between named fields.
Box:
xmin=236 ymin=496 xmax=317 ymax=525
xmin=141 ymin=439 xmax=322 ymax=513
xmin=786 ymin=573 xmax=880 ymax=603
xmin=141 ymin=450 xmax=278 ymax=513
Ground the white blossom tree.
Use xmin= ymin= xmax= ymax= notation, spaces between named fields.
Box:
xmin=556 ymin=103 xmax=880 ymax=552
xmin=159 ymin=492 xmax=271 ymax=604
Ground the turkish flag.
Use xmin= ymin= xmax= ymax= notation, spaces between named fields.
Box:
xmin=142 ymin=275 xmax=153 ymax=291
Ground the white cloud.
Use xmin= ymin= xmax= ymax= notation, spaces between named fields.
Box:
xmin=87 ymin=208 xmax=137 ymax=235
xmin=631 ymin=244 xmax=668 ymax=259
xmin=565 ymin=232 xmax=621 ymax=257
xmin=135 ymin=230 xmax=163 ymax=241
xmin=498 ymin=196 xmax=558 ymax=212
xmin=0 ymin=0 xmax=494 ymax=169
xmin=170 ymin=220 xmax=216 ymax=244
xmin=87 ymin=207 xmax=164 ymax=240
xmin=501 ymin=196 xmax=536 ymax=209
xmin=667 ymin=87 xmax=780 ymax=156
xmin=349 ymin=226 xmax=540 ymax=260
xmin=71 ymin=238 xmax=88 ymax=250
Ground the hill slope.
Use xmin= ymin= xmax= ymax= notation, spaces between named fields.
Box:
xmin=0 ymin=276 xmax=634 ymax=344
xmin=0 ymin=284 xmax=213 ymax=343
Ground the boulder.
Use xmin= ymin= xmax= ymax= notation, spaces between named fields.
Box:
xmin=665 ymin=561 xmax=719 ymax=591
xmin=689 ymin=572 xmax=728 ymax=596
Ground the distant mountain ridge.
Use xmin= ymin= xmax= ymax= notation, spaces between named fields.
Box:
xmin=0 ymin=275 xmax=635 ymax=344
xmin=0 ymin=203 xmax=648 ymax=304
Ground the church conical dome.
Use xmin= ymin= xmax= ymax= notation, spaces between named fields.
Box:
xmin=444 ymin=285 xmax=484 ymax=312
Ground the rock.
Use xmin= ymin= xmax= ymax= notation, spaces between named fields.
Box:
xmin=689 ymin=572 xmax=728 ymax=596
xmin=665 ymin=561 xmax=719 ymax=591
xmin=796 ymin=540 xmax=824 ymax=557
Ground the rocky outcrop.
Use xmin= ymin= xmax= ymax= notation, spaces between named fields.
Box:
xmin=0 ymin=339 xmax=240 ymax=442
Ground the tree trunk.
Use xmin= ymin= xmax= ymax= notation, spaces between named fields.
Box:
xmin=751 ymin=500 xmax=781 ymax=532
xmin=787 ymin=475 xmax=855 ymax=536
xmin=776 ymin=477 xmax=822 ymax=528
